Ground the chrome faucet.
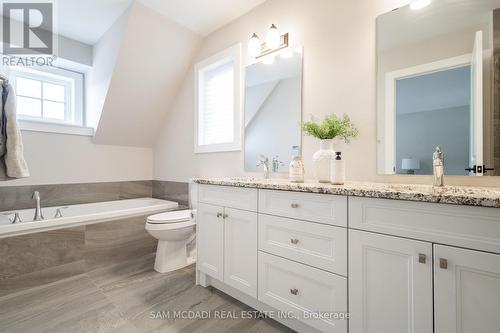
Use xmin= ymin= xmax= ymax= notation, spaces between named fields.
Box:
xmin=257 ymin=155 xmax=270 ymax=179
xmin=32 ymin=191 xmax=44 ymax=221
xmin=272 ymin=156 xmax=284 ymax=173
xmin=433 ymin=147 xmax=444 ymax=187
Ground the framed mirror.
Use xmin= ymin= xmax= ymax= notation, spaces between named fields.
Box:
xmin=377 ymin=0 xmax=500 ymax=176
xmin=244 ymin=47 xmax=303 ymax=173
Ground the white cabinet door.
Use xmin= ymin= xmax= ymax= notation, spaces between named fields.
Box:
xmin=434 ymin=245 xmax=500 ymax=333
xmin=224 ymin=208 xmax=258 ymax=297
xmin=349 ymin=230 xmax=433 ymax=333
xmin=197 ymin=203 xmax=224 ymax=280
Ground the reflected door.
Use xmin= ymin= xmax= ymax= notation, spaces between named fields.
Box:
xmin=469 ymin=30 xmax=484 ymax=176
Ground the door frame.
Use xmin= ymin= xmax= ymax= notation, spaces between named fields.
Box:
xmin=382 ymin=54 xmax=472 ymax=174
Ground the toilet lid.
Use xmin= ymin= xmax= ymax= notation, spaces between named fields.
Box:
xmin=147 ymin=210 xmax=192 ymax=224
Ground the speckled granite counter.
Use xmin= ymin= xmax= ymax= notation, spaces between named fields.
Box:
xmin=192 ymin=177 xmax=500 ymax=208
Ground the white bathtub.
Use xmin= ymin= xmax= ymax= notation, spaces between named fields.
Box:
xmin=0 ymin=198 xmax=179 ymax=239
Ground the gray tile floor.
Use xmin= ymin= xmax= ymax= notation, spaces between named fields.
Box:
xmin=0 ymin=254 xmax=294 ymax=333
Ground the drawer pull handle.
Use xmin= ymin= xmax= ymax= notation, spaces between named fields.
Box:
xmin=216 ymin=212 xmax=223 ymax=218
xmin=223 ymin=214 xmax=229 ymax=219
xmin=290 ymin=238 xmax=299 ymax=245
xmin=290 ymin=288 xmax=299 ymax=295
xmin=439 ymin=258 xmax=448 ymax=269
xmin=418 ymin=253 xmax=426 ymax=264
xmin=291 ymin=203 xmax=299 ymax=208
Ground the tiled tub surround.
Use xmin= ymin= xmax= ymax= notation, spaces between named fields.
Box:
xmin=0 ymin=180 xmax=191 ymax=212
xmin=0 ymin=214 xmax=157 ymax=297
xmin=153 ymin=180 xmax=189 ymax=207
xmin=0 ymin=180 xmax=153 ymax=212
xmin=0 ymin=180 xmax=191 ymax=297
xmin=192 ymin=177 xmax=500 ymax=208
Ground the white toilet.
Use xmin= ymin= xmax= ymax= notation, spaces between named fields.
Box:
xmin=146 ymin=183 xmax=197 ymax=273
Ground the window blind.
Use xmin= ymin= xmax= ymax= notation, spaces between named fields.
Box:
xmin=198 ymin=59 xmax=234 ymax=146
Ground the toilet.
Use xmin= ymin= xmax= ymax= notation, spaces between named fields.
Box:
xmin=146 ymin=183 xmax=198 ymax=273
xmin=146 ymin=210 xmax=196 ymax=273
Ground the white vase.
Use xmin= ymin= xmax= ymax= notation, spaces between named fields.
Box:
xmin=312 ymin=139 xmax=335 ymax=183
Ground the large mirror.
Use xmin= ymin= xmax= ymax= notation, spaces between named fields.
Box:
xmin=244 ymin=47 xmax=302 ymax=173
xmin=377 ymin=0 xmax=500 ymax=176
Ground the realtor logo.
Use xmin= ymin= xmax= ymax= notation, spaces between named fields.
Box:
xmin=2 ymin=2 xmax=54 ymax=55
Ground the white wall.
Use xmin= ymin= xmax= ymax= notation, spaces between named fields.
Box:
xmin=93 ymin=2 xmax=202 ymax=147
xmin=0 ymin=132 xmax=152 ymax=186
xmin=0 ymin=5 xmax=154 ymax=187
xmin=154 ymin=0 xmax=500 ymax=187
xmin=396 ymin=107 xmax=470 ymax=175
xmin=86 ymin=6 xmax=131 ymax=129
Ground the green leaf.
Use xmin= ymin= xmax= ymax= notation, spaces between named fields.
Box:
xmin=301 ymin=114 xmax=358 ymax=142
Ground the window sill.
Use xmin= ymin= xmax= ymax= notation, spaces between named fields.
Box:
xmin=19 ymin=120 xmax=94 ymax=136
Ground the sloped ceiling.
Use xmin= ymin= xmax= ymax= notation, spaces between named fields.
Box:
xmin=93 ymin=2 xmax=202 ymax=147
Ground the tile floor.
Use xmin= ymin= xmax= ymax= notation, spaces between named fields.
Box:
xmin=0 ymin=254 xmax=294 ymax=333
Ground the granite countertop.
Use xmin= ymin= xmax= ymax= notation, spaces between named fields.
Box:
xmin=192 ymin=177 xmax=500 ymax=208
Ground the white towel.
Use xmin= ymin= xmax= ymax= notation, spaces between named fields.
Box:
xmin=0 ymin=83 xmax=29 ymax=179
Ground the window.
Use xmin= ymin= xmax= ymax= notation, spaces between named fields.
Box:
xmin=195 ymin=44 xmax=242 ymax=153
xmin=9 ymin=66 xmax=88 ymax=134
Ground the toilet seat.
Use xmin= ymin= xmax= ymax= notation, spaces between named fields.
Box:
xmin=147 ymin=210 xmax=193 ymax=224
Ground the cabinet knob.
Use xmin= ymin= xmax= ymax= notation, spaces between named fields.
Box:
xmin=290 ymin=288 xmax=299 ymax=295
xmin=291 ymin=203 xmax=299 ymax=208
xmin=439 ymin=258 xmax=448 ymax=269
xmin=216 ymin=212 xmax=223 ymax=218
xmin=223 ymin=214 xmax=228 ymax=219
xmin=290 ymin=238 xmax=299 ymax=245
xmin=418 ymin=253 xmax=426 ymax=264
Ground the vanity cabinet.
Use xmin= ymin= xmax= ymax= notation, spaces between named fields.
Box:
xmin=349 ymin=197 xmax=500 ymax=333
xmin=196 ymin=182 xmax=500 ymax=333
xmin=348 ymin=230 xmax=433 ymax=333
xmin=197 ymin=185 xmax=258 ymax=298
xmin=434 ymin=245 xmax=500 ymax=333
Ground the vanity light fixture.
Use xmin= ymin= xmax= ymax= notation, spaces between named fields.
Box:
xmin=248 ymin=24 xmax=289 ymax=58
xmin=266 ymin=24 xmax=281 ymax=49
xmin=248 ymin=33 xmax=262 ymax=57
xmin=410 ymin=0 xmax=431 ymax=10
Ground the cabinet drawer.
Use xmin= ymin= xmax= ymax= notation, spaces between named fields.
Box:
xmin=258 ymin=214 xmax=347 ymax=275
xmin=258 ymin=252 xmax=347 ymax=333
xmin=259 ymin=190 xmax=347 ymax=226
xmin=198 ymin=185 xmax=257 ymax=211
xmin=349 ymin=197 xmax=500 ymax=254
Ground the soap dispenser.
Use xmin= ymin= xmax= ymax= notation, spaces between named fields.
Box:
xmin=289 ymin=146 xmax=304 ymax=183
xmin=331 ymin=152 xmax=345 ymax=185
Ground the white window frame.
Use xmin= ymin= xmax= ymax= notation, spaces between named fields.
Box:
xmin=9 ymin=66 xmax=92 ymax=136
xmin=194 ymin=44 xmax=242 ymax=154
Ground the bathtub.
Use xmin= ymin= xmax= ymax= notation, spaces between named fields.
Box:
xmin=0 ymin=198 xmax=179 ymax=239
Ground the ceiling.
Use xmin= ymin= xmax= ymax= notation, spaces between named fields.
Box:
xmin=137 ymin=0 xmax=267 ymax=35
xmin=55 ymin=0 xmax=133 ymax=45
xmin=38 ymin=0 xmax=266 ymax=45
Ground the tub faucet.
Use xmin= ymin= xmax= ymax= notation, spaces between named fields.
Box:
xmin=257 ymin=155 xmax=270 ymax=179
xmin=433 ymin=147 xmax=444 ymax=187
xmin=32 ymin=191 xmax=44 ymax=221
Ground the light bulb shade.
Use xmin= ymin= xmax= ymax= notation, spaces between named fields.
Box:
xmin=248 ymin=33 xmax=261 ymax=57
xmin=410 ymin=0 xmax=431 ymax=10
xmin=266 ymin=24 xmax=281 ymax=49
